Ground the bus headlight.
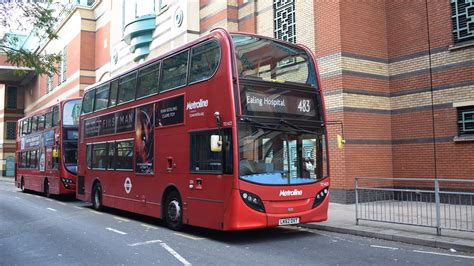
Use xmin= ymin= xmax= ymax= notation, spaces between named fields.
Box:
xmin=61 ymin=177 xmax=74 ymax=188
xmin=240 ymin=190 xmax=265 ymax=213
xmin=312 ymin=187 xmax=329 ymax=208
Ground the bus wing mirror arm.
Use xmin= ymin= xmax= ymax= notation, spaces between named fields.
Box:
xmin=211 ymin=112 xmax=223 ymax=152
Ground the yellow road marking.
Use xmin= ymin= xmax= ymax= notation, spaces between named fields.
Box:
xmin=174 ymin=233 xmax=205 ymax=240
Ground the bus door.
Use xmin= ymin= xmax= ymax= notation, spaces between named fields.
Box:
xmin=186 ymin=129 xmax=233 ymax=229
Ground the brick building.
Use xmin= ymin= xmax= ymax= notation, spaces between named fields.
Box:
xmin=0 ymin=0 xmax=472 ymax=203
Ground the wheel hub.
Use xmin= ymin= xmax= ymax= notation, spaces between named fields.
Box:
xmin=168 ymin=200 xmax=181 ymax=222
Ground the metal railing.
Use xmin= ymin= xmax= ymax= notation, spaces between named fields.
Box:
xmin=355 ymin=177 xmax=474 ymax=235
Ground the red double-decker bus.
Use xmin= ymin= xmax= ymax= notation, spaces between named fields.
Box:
xmin=16 ymin=98 xmax=81 ymax=197
xmin=76 ymin=29 xmax=329 ymax=231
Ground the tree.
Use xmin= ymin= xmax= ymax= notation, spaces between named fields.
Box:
xmin=0 ymin=0 xmax=68 ymax=76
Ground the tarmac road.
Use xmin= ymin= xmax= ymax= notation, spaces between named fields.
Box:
xmin=1 ymin=180 xmax=474 ymax=265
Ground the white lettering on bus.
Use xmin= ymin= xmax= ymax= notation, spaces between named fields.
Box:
xmin=247 ymin=95 xmax=285 ymax=108
xmin=279 ymin=189 xmax=303 ymax=197
xmin=186 ymin=99 xmax=208 ymax=110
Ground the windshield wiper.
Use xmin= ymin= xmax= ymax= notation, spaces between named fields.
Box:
xmin=279 ymin=119 xmax=316 ymax=134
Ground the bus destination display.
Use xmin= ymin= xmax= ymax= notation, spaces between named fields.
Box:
xmin=243 ymin=90 xmax=316 ymax=117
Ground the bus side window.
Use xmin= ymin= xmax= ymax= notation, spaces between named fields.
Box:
xmin=94 ymin=83 xmax=110 ymax=111
xmin=86 ymin=144 xmax=92 ymax=169
xmin=82 ymin=89 xmax=95 ymax=114
xmin=106 ymin=141 xmax=116 ymax=170
xmin=30 ymin=150 xmax=37 ymax=169
xmin=37 ymin=115 xmax=45 ymax=131
xmin=31 ymin=116 xmax=38 ymax=133
xmin=189 ymin=40 xmax=221 ymax=83
xmin=136 ymin=62 xmax=159 ymax=99
xmin=45 ymin=112 xmax=53 ymax=129
xmin=22 ymin=120 xmax=27 ymax=135
xmin=108 ymin=79 xmax=119 ymax=107
xmin=160 ymin=50 xmax=189 ymax=92
xmin=115 ymin=140 xmax=133 ymax=170
xmin=91 ymin=143 xmax=107 ymax=169
xmin=118 ymin=71 xmax=137 ymax=104
xmin=52 ymin=106 xmax=59 ymax=127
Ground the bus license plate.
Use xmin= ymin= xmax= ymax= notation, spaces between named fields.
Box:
xmin=278 ymin=217 xmax=300 ymax=226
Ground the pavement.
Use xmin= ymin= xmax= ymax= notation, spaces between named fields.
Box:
xmin=303 ymin=202 xmax=474 ymax=253
xmin=2 ymin=176 xmax=473 ymax=253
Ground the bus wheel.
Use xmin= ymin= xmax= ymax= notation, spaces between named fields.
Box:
xmin=44 ymin=179 xmax=50 ymax=198
xmin=92 ymin=183 xmax=103 ymax=211
xmin=20 ymin=177 xmax=25 ymax=192
xmin=165 ymin=191 xmax=183 ymax=230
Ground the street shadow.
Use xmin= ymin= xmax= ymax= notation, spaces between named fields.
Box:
xmin=82 ymin=204 xmax=316 ymax=244
xmin=16 ymin=189 xmax=78 ymax=202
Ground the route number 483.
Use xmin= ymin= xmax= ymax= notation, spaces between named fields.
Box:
xmin=298 ymin=100 xmax=311 ymax=113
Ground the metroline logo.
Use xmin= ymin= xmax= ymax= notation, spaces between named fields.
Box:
xmin=186 ymin=99 xmax=208 ymax=110
xmin=279 ymin=189 xmax=303 ymax=197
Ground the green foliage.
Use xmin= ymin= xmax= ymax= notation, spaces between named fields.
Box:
xmin=0 ymin=0 xmax=69 ymax=76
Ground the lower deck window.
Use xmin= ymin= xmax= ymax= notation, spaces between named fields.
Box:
xmin=115 ymin=140 xmax=134 ymax=170
xmin=92 ymin=143 xmax=107 ymax=169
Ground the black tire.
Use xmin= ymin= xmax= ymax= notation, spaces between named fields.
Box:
xmin=92 ymin=183 xmax=103 ymax=211
xmin=20 ymin=177 xmax=25 ymax=192
xmin=44 ymin=179 xmax=50 ymax=198
xmin=164 ymin=191 xmax=183 ymax=230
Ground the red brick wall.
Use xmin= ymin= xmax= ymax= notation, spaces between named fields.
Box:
xmin=314 ymin=1 xmax=342 ymax=58
xmin=340 ymin=0 xmax=388 ymax=59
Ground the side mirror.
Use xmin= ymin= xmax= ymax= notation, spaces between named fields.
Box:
xmin=210 ymin=135 xmax=222 ymax=152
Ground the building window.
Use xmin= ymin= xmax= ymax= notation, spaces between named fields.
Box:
xmin=6 ymin=122 xmax=16 ymax=140
xmin=451 ymin=0 xmax=474 ymax=43
xmin=46 ymin=75 xmax=53 ymax=93
xmin=59 ymin=47 xmax=67 ymax=84
xmin=6 ymin=86 xmax=17 ymax=109
xmin=273 ymin=0 xmax=296 ymax=43
xmin=458 ymin=106 xmax=474 ymax=136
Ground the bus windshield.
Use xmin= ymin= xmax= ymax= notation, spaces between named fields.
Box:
xmin=238 ymin=122 xmax=326 ymax=185
xmin=232 ymin=34 xmax=316 ymax=87
xmin=63 ymin=99 xmax=81 ymax=126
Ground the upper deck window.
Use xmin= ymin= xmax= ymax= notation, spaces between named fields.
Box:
xmin=82 ymin=90 xmax=95 ymax=114
xmin=160 ymin=50 xmax=189 ymax=92
xmin=52 ymin=106 xmax=59 ymax=127
xmin=118 ymin=71 xmax=137 ymax=104
xmin=232 ymin=34 xmax=316 ymax=87
xmin=136 ymin=62 xmax=160 ymax=99
xmin=189 ymin=40 xmax=221 ymax=84
xmin=45 ymin=112 xmax=53 ymax=129
xmin=37 ymin=115 xmax=45 ymax=131
xmin=108 ymin=79 xmax=119 ymax=107
xmin=63 ymin=100 xmax=81 ymax=126
xmin=31 ymin=116 xmax=38 ymax=133
xmin=94 ymin=83 xmax=109 ymax=111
